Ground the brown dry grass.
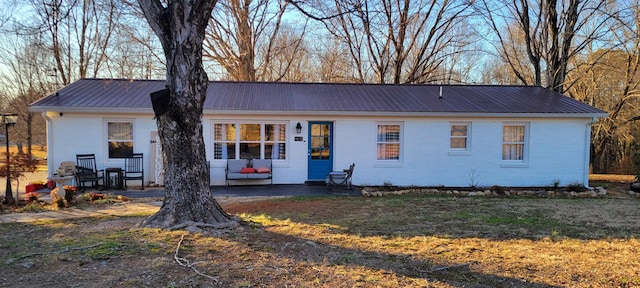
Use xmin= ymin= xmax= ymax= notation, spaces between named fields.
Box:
xmin=1 ymin=192 xmax=639 ymax=287
xmin=0 ymin=145 xmax=48 ymax=171
xmin=590 ymin=174 xmax=635 ymax=183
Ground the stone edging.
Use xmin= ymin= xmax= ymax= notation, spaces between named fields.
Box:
xmin=358 ymin=186 xmax=640 ymax=198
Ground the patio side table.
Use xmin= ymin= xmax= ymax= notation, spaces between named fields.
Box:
xmin=105 ymin=167 xmax=124 ymax=190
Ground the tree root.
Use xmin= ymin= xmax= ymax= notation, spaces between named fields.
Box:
xmin=168 ymin=220 xmax=240 ymax=231
xmin=174 ymin=235 xmax=219 ymax=283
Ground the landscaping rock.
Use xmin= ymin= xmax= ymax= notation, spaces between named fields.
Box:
xmin=357 ymin=184 xmax=628 ymax=199
xmin=595 ymin=187 xmax=607 ymax=196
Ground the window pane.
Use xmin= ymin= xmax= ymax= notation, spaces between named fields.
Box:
xmin=240 ymin=124 xmax=260 ymax=141
xmin=214 ymin=124 xmax=236 ymax=141
xmin=503 ymin=126 xmax=524 ymax=142
xmin=108 ymin=122 xmax=133 ymax=141
xmin=265 ymin=124 xmax=286 ymax=141
xmin=240 ymin=143 xmax=260 ymax=159
xmin=451 ymin=125 xmax=467 ymax=136
xmin=502 ymin=144 xmax=524 ymax=160
xmin=109 ymin=142 xmax=133 ymax=158
xmin=214 ymin=143 xmax=236 ymax=160
xmin=451 ymin=138 xmax=466 ymax=149
xmin=311 ymin=148 xmax=330 ymax=160
xmin=265 ymin=143 xmax=286 ymax=160
xmin=377 ymin=143 xmax=399 ymax=160
xmin=378 ymin=125 xmax=400 ymax=142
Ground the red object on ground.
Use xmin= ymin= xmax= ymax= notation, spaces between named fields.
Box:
xmin=47 ymin=180 xmax=55 ymax=189
xmin=25 ymin=184 xmax=36 ymax=193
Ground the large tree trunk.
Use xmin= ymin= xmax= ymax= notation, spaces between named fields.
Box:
xmin=138 ymin=0 xmax=237 ymax=229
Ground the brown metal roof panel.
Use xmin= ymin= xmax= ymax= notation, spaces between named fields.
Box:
xmin=40 ymin=79 xmax=162 ymax=109
xmin=31 ymin=79 xmax=606 ymax=116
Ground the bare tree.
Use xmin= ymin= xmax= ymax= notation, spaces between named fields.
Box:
xmin=295 ymin=0 xmax=476 ymax=84
xmin=310 ymin=37 xmax=360 ymax=82
xmin=204 ymin=0 xmax=308 ymax=81
xmin=567 ymin=1 xmax=640 ymax=173
xmin=478 ymin=0 xmax=615 ymax=92
xmin=137 ymin=0 xmax=238 ymax=229
xmin=15 ymin=0 xmax=120 ymax=85
xmin=0 ymin=34 xmax=53 ymax=158
xmin=105 ymin=26 xmax=166 ymax=79
xmin=256 ymin=23 xmax=311 ymax=82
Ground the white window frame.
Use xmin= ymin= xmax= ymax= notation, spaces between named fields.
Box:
xmin=449 ymin=122 xmax=471 ymax=156
xmin=375 ymin=122 xmax=403 ymax=166
xmin=501 ymin=122 xmax=529 ymax=167
xmin=104 ymin=118 xmax=135 ymax=160
xmin=212 ymin=121 xmax=288 ymax=161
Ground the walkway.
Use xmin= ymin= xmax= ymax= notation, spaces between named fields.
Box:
xmin=0 ymin=184 xmax=359 ymax=223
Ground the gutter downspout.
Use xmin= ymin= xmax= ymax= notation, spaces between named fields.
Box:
xmin=42 ymin=112 xmax=54 ymax=178
xmin=584 ymin=117 xmax=598 ymax=189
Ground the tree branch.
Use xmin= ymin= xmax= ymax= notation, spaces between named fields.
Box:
xmin=286 ymin=0 xmax=361 ymax=21
xmin=174 ymin=235 xmax=219 ymax=283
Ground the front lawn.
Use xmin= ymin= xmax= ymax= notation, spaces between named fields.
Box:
xmin=0 ymin=194 xmax=638 ymax=287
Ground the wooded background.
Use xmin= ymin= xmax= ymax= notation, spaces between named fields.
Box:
xmin=0 ymin=0 xmax=637 ymax=174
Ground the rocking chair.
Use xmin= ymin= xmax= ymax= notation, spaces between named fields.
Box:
xmin=326 ymin=163 xmax=355 ymax=191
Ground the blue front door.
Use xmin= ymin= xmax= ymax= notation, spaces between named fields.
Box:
xmin=308 ymin=122 xmax=333 ymax=181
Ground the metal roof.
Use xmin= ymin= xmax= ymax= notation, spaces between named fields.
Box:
xmin=29 ymin=78 xmax=607 ymax=117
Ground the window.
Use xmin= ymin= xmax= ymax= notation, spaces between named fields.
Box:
xmin=377 ymin=123 xmax=401 ymax=161
xmin=239 ymin=123 xmax=261 ymax=159
xmin=107 ymin=122 xmax=133 ymax=158
xmin=450 ymin=122 xmax=470 ymax=150
xmin=265 ymin=124 xmax=287 ymax=160
xmin=213 ymin=122 xmax=287 ymax=160
xmin=213 ymin=123 xmax=236 ymax=160
xmin=502 ymin=123 xmax=528 ymax=162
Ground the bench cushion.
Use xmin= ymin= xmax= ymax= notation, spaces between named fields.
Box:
xmin=252 ymin=159 xmax=271 ymax=169
xmin=255 ymin=167 xmax=271 ymax=173
xmin=247 ymin=173 xmax=271 ymax=179
xmin=240 ymin=167 xmax=256 ymax=174
xmin=227 ymin=160 xmax=247 ymax=173
xmin=227 ymin=173 xmax=247 ymax=180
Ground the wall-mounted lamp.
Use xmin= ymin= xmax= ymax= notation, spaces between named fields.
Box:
xmin=295 ymin=122 xmax=302 ymax=134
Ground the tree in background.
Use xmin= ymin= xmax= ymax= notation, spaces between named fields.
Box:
xmin=567 ymin=1 xmax=640 ymax=174
xmin=478 ymin=0 xmax=615 ymax=93
xmin=290 ymin=0 xmax=477 ymax=84
xmin=0 ymin=34 xmax=53 ymax=158
xmin=14 ymin=0 xmax=119 ymax=85
xmin=204 ymin=0 xmax=309 ymax=82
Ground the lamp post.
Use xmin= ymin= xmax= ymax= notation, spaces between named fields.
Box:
xmin=2 ymin=113 xmax=18 ymax=204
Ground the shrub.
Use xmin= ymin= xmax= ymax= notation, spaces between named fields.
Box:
xmin=16 ymin=202 xmax=46 ymax=213
xmin=63 ymin=185 xmax=77 ymax=203
xmin=25 ymin=193 xmax=39 ymax=202
xmin=566 ymin=182 xmax=587 ymax=192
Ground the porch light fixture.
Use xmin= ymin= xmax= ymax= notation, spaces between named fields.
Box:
xmin=2 ymin=113 xmax=18 ymax=204
xmin=295 ymin=122 xmax=302 ymax=134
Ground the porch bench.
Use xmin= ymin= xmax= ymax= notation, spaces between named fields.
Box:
xmin=225 ymin=159 xmax=272 ymax=187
